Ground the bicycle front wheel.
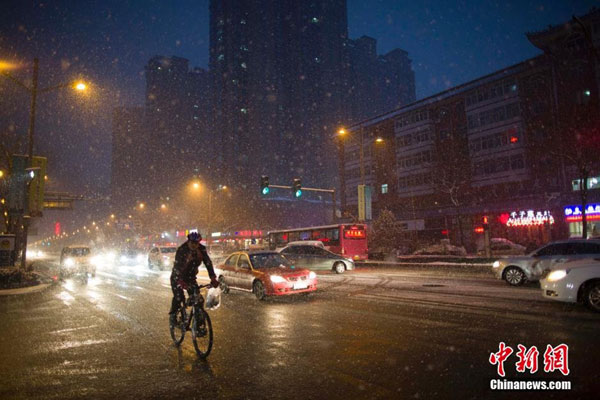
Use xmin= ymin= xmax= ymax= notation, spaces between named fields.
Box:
xmin=192 ymin=307 xmax=213 ymax=358
xmin=170 ymin=307 xmax=187 ymax=346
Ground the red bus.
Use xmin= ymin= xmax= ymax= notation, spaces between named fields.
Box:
xmin=268 ymin=224 xmax=368 ymax=260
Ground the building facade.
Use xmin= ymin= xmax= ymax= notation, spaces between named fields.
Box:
xmin=209 ymin=0 xmax=415 ymax=194
xmin=110 ymin=107 xmax=147 ymax=211
xmin=343 ymin=10 xmax=600 ymax=249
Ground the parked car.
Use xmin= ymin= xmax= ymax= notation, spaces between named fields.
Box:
xmin=280 ymin=244 xmax=354 ymax=274
xmin=492 ymin=239 xmax=600 ymax=286
xmin=147 ymin=245 xmax=177 ymax=270
xmin=413 ymin=240 xmax=467 ymax=256
xmin=217 ymin=251 xmax=317 ymax=300
xmin=477 ymin=238 xmax=526 ymax=256
xmin=540 ymin=258 xmax=600 ymax=312
xmin=60 ymin=245 xmax=96 ymax=278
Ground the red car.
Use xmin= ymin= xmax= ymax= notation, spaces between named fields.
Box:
xmin=216 ymin=251 xmax=317 ymax=300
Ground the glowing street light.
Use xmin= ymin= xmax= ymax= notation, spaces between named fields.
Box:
xmin=74 ymin=81 xmax=87 ymax=91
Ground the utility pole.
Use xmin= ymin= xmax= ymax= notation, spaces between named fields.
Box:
xmin=19 ymin=58 xmax=39 ymax=269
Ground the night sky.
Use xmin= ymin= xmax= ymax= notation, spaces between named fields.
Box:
xmin=0 ymin=0 xmax=597 ymax=231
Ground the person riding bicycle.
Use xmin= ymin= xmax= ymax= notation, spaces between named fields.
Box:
xmin=169 ymin=232 xmax=218 ymax=326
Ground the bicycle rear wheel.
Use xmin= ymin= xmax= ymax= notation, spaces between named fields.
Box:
xmin=192 ymin=307 xmax=213 ymax=358
xmin=169 ymin=307 xmax=187 ymax=346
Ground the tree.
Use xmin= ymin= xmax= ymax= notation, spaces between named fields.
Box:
xmin=370 ymin=209 xmax=402 ymax=256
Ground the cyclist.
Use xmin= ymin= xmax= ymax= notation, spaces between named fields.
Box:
xmin=169 ymin=232 xmax=219 ymax=326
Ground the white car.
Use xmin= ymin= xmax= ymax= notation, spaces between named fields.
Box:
xmin=540 ymin=258 xmax=600 ymax=312
xmin=492 ymin=239 xmax=600 ymax=286
xmin=477 ymin=238 xmax=526 ymax=256
xmin=60 ymin=245 xmax=96 ymax=278
xmin=147 ymin=246 xmax=177 ymax=270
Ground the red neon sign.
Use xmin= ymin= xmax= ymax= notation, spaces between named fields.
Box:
xmin=566 ymin=214 xmax=600 ymax=222
xmin=474 ymin=227 xmax=484 ymax=233
xmin=54 ymin=222 xmax=61 ymax=236
xmin=510 ymin=136 xmax=519 ymax=143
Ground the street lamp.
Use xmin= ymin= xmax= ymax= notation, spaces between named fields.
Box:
xmin=1 ymin=57 xmax=90 ymax=268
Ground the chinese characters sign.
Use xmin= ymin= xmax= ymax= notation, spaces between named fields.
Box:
xmin=506 ymin=210 xmax=554 ymax=227
xmin=564 ymin=204 xmax=600 ymax=222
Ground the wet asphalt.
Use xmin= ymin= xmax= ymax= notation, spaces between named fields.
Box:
xmin=0 ymin=261 xmax=599 ymax=399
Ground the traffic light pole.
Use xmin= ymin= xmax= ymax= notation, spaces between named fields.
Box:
xmin=266 ymin=184 xmax=337 ymax=222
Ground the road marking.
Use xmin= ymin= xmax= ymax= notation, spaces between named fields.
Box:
xmin=50 ymin=325 xmax=99 ymax=334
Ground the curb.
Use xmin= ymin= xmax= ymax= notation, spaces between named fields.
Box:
xmin=0 ymin=282 xmax=54 ymax=296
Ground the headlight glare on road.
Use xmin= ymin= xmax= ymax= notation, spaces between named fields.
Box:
xmin=136 ymin=254 xmax=144 ymax=262
xmin=270 ymin=275 xmax=286 ymax=283
xmin=546 ymin=269 xmax=569 ymax=282
xmin=492 ymin=261 xmax=500 ymax=268
xmin=308 ymin=271 xmax=316 ymax=279
xmin=91 ymin=256 xmax=102 ymax=266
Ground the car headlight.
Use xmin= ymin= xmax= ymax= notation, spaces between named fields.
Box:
xmin=546 ymin=269 xmax=569 ymax=282
xmin=120 ymin=255 xmax=127 ymax=263
xmin=308 ymin=271 xmax=316 ymax=279
xmin=64 ymin=258 xmax=75 ymax=267
xmin=136 ymin=254 xmax=144 ymax=262
xmin=270 ymin=275 xmax=286 ymax=283
xmin=91 ymin=256 xmax=102 ymax=266
xmin=492 ymin=261 xmax=500 ymax=268
xmin=162 ymin=258 xmax=171 ymax=266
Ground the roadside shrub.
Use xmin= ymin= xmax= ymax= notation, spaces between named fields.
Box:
xmin=0 ymin=268 xmax=39 ymax=289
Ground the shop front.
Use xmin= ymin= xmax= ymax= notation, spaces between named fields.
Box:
xmin=481 ymin=208 xmax=559 ymax=251
xmin=564 ymin=203 xmax=600 ymax=238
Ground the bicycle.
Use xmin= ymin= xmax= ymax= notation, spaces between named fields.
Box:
xmin=169 ymin=283 xmax=214 ymax=358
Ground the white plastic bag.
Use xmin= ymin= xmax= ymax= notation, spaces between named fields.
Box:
xmin=205 ymin=287 xmax=222 ymax=310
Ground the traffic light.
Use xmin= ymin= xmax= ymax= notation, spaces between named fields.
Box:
xmin=482 ymin=215 xmax=489 ymax=231
xmin=292 ymin=178 xmax=302 ymax=198
xmin=260 ymin=175 xmax=270 ymax=195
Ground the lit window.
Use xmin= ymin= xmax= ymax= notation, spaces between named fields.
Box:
xmin=381 ymin=184 xmax=388 ymax=194
xmin=241 ymin=62 xmax=247 ymax=69
xmin=312 ymin=17 xmax=319 ymax=23
xmin=218 ymin=54 xmax=224 ymax=61
xmin=240 ymin=108 xmax=248 ymax=114
xmin=511 ymin=84 xmax=517 ymax=92
xmin=240 ymin=19 xmax=246 ymax=24
xmin=584 ymin=89 xmax=591 ymax=96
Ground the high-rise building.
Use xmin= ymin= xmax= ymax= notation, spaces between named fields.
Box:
xmin=144 ymin=56 xmax=212 ymax=198
xmin=110 ymin=107 xmax=147 ymax=211
xmin=210 ymin=0 xmax=373 ymax=192
xmin=346 ymin=36 xmax=416 ymax=123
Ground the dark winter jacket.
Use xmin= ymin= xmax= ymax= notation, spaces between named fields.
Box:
xmin=171 ymin=241 xmax=215 ymax=283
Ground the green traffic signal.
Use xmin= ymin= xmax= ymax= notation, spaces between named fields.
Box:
xmin=261 ymin=175 xmax=270 ymax=195
xmin=292 ymin=178 xmax=302 ymax=198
